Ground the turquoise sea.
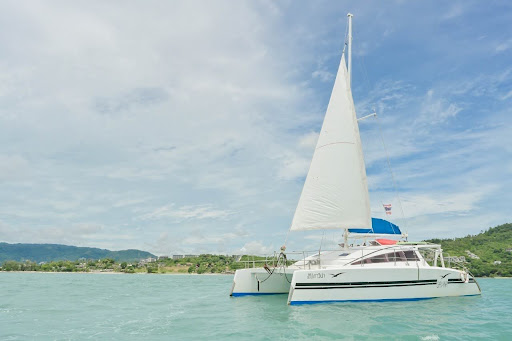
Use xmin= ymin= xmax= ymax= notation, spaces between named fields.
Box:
xmin=1 ymin=273 xmax=510 ymax=340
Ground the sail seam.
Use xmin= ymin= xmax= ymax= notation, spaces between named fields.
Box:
xmin=316 ymin=141 xmax=355 ymax=150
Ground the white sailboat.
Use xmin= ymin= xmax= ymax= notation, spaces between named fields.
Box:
xmin=230 ymin=14 xmax=481 ymax=304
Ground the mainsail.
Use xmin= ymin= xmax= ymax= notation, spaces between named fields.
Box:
xmin=290 ymin=54 xmax=371 ymax=231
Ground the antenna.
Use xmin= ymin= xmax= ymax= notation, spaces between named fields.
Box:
xmin=347 ymin=13 xmax=353 ymax=87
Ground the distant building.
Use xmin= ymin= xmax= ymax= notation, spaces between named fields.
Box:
xmin=138 ymin=257 xmax=157 ymax=266
xmin=465 ymin=250 xmax=480 ymax=259
xmin=158 ymin=256 xmax=169 ymax=260
xmin=506 ymin=248 xmax=512 ymax=252
xmin=494 ymin=261 xmax=502 ymax=265
xmin=445 ymin=256 xmax=466 ymax=263
xmin=173 ymin=255 xmax=185 ymax=260
xmin=185 ymin=255 xmax=198 ymax=258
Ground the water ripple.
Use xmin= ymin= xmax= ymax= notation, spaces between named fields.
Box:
xmin=0 ymin=273 xmax=510 ymax=340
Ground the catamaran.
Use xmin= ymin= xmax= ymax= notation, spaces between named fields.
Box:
xmin=230 ymin=14 xmax=481 ymax=304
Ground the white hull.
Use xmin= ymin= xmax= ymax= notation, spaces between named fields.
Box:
xmin=230 ymin=264 xmax=481 ymax=304
xmin=230 ymin=268 xmax=294 ymax=296
xmin=288 ymin=266 xmax=480 ymax=305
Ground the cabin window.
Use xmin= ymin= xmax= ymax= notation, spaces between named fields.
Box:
xmin=388 ymin=251 xmax=407 ymax=262
xmin=351 ymin=253 xmax=388 ymax=264
xmin=351 ymin=250 xmax=418 ymax=265
xmin=404 ymin=250 xmax=420 ymax=261
xmin=369 ymin=254 xmax=388 ymax=263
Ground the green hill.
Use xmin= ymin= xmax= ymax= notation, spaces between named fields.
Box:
xmin=425 ymin=223 xmax=512 ymax=277
xmin=0 ymin=243 xmax=155 ymax=263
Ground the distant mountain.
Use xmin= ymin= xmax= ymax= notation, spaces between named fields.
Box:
xmin=425 ymin=223 xmax=512 ymax=277
xmin=0 ymin=243 xmax=156 ymax=263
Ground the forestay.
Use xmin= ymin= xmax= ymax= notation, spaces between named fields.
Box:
xmin=290 ymin=54 xmax=371 ymax=231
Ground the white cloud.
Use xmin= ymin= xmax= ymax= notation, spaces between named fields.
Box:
xmin=441 ymin=4 xmax=465 ymax=20
xmin=0 ymin=1 xmax=510 ymax=255
xmin=0 ymin=154 xmax=30 ymax=181
xmin=501 ymin=90 xmax=512 ymax=100
xmin=417 ymin=89 xmax=462 ymax=125
xmin=276 ymin=153 xmax=311 ymax=180
xmin=298 ymin=131 xmax=319 ymax=150
xmin=183 ymin=229 xmax=250 ymax=245
xmin=374 ymin=188 xmax=491 ymax=221
xmin=312 ymin=69 xmax=334 ymax=82
xmin=71 ymin=223 xmax=104 ymax=235
xmin=139 ymin=204 xmax=232 ymax=221
xmin=495 ymin=39 xmax=512 ymax=53
xmin=239 ymin=241 xmax=275 ymax=255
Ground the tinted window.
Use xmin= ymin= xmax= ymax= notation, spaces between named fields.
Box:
xmin=388 ymin=251 xmax=407 ymax=262
xmin=404 ymin=250 xmax=420 ymax=261
xmin=369 ymin=254 xmax=388 ymax=263
xmin=352 ymin=253 xmax=388 ymax=264
xmin=351 ymin=250 xmax=418 ymax=265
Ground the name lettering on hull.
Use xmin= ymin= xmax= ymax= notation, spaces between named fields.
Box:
xmin=307 ymin=273 xmax=325 ymax=280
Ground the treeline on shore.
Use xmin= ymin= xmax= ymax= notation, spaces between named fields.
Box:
xmin=0 ymin=254 xmax=264 ymax=274
xmin=2 ymin=223 xmax=510 ymax=277
xmin=425 ymin=223 xmax=512 ymax=277
xmin=0 ymin=242 xmax=154 ymax=263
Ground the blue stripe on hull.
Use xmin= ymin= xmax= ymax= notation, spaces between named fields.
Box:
xmin=231 ymin=292 xmax=287 ymax=297
xmin=290 ymin=297 xmax=434 ymax=305
xmin=290 ymin=294 xmax=481 ymax=305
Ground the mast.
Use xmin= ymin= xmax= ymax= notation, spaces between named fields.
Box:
xmin=289 ymin=12 xmax=371 ymax=235
xmin=347 ymin=13 xmax=353 ymax=87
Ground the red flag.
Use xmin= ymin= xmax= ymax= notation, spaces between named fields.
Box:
xmin=383 ymin=204 xmax=392 ymax=215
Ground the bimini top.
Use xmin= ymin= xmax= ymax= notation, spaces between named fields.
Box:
xmin=348 ymin=218 xmax=402 ymax=235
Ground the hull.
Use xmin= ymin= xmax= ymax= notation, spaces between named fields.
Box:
xmin=288 ymin=266 xmax=481 ymax=305
xmin=230 ymin=268 xmax=294 ymax=296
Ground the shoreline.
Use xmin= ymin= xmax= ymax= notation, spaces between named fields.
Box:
xmin=0 ymin=270 xmax=234 ymax=275
xmin=0 ymin=271 xmax=509 ymax=278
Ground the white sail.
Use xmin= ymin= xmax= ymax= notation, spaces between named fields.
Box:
xmin=290 ymin=54 xmax=371 ymax=231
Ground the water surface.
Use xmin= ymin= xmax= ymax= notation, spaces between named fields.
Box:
xmin=1 ymin=273 xmax=510 ymax=340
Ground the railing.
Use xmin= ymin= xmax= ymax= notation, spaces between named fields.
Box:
xmin=234 ymin=246 xmax=429 ymax=270
xmin=444 ymin=253 xmax=467 ymax=270
xmin=235 ymin=251 xmax=316 ymax=269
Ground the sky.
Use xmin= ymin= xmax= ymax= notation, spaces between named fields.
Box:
xmin=0 ymin=1 xmax=511 ymax=255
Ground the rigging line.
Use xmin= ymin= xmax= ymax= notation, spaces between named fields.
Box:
xmin=358 ymin=51 xmax=372 ymax=98
xmin=375 ymin=114 xmax=409 ymax=233
xmin=351 ymin=25 xmax=367 ymax=87
xmin=319 ymin=231 xmax=325 ymax=267
xmin=342 ymin=16 xmax=349 ymax=53
xmin=352 ymin=27 xmax=407 ymax=236
xmin=283 ymin=228 xmax=291 ymax=248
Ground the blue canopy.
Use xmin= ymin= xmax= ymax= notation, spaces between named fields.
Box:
xmin=348 ymin=218 xmax=402 ymax=235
